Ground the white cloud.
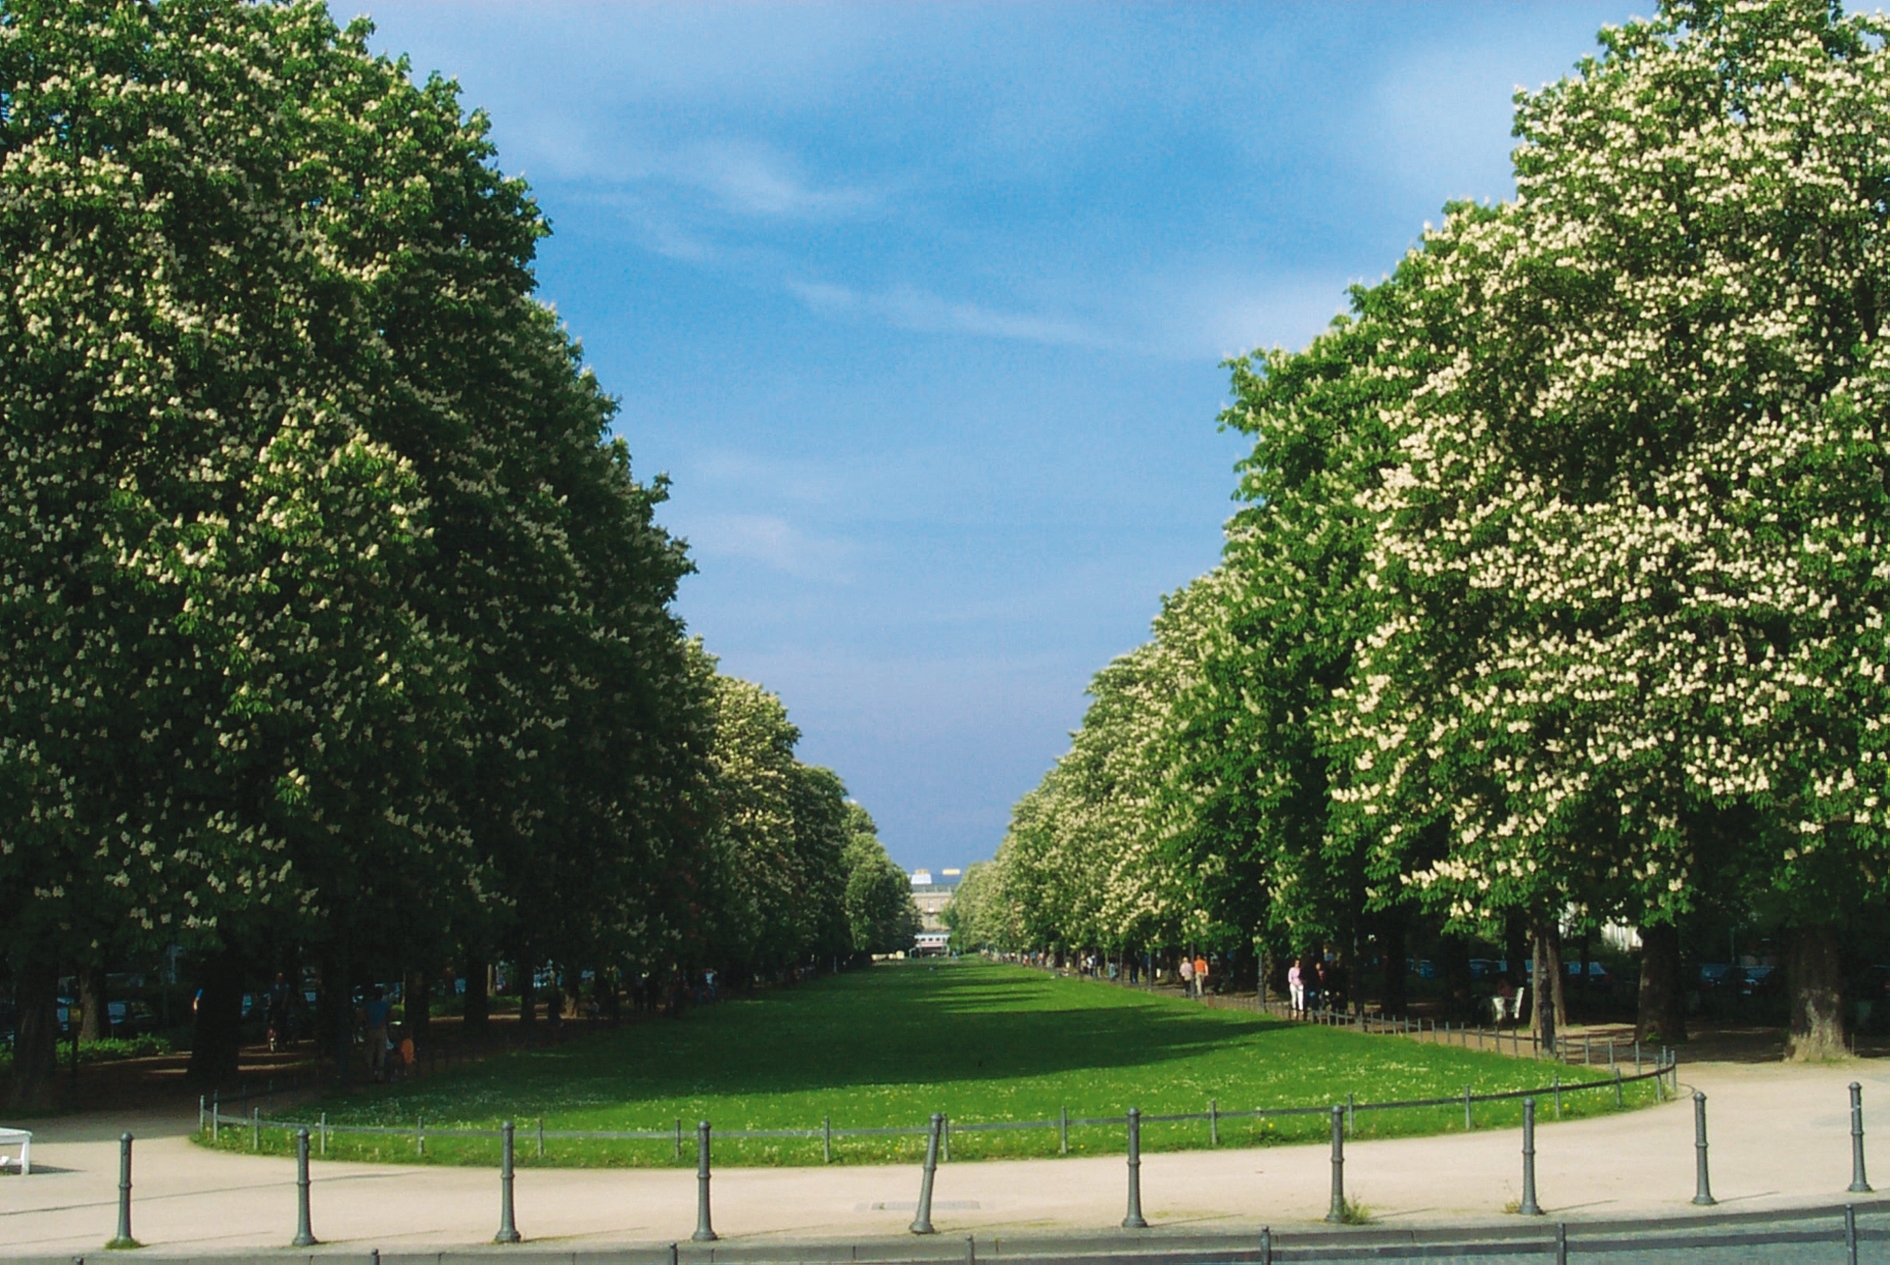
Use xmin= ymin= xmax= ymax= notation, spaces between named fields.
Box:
xmin=784 ymin=278 xmax=1106 ymax=348
xmin=682 ymin=513 xmax=860 ymax=583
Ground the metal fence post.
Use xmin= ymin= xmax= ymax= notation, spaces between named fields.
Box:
xmin=1518 ymin=1099 xmax=1542 ymax=1216
xmin=198 ymin=1094 xmax=205 ymax=1133
xmin=1556 ymin=1221 xmax=1568 ymax=1265
xmin=251 ymin=1107 xmax=260 ymax=1151
xmin=1326 ymin=1104 xmax=1346 ymax=1222
xmin=1851 ymin=1082 xmax=1872 ymax=1194
xmin=320 ymin=1111 xmax=327 ymax=1157
xmin=292 ymin=1128 xmax=317 ymax=1247
xmin=1260 ymin=1225 xmax=1272 ymax=1265
xmin=1692 ymin=1091 xmax=1716 ymax=1206
xmin=1614 ymin=1067 xmax=1623 ymax=1110
xmin=943 ymin=1113 xmax=951 ymax=1162
xmin=674 ymin=1118 xmax=682 ymax=1162
xmin=495 ymin=1120 xmax=521 ymax=1243
xmin=212 ymin=1091 xmax=219 ymax=1143
xmin=107 ymin=1133 xmax=135 ymax=1250
xmin=911 ymin=1113 xmax=942 ymax=1235
xmin=823 ymin=1115 xmax=832 ymax=1164
xmin=536 ymin=1117 xmax=544 ymax=1160
xmin=1464 ymin=1084 xmax=1473 ymax=1131
xmin=693 ymin=1121 xmax=717 ymax=1242
xmin=1847 ymin=1203 xmax=1859 ymax=1265
xmin=1346 ymin=1091 xmax=1355 ymax=1136
xmin=1210 ymin=1098 xmax=1219 ymax=1146
xmin=1060 ymin=1106 xmax=1069 ymax=1155
xmin=417 ymin=1115 xmax=424 ymax=1158
xmin=1122 ymin=1107 xmax=1147 ymax=1228
xmin=1553 ymin=1072 xmax=1562 ymax=1120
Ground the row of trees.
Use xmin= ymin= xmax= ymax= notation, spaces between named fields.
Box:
xmin=952 ymin=0 xmax=1890 ymax=1060
xmin=0 ymin=0 xmax=915 ymax=1108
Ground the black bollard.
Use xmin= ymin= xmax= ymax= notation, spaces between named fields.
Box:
xmin=1851 ymin=1082 xmax=1872 ymax=1194
xmin=1121 ymin=1107 xmax=1147 ymax=1228
xmin=1326 ymin=1104 xmax=1345 ymax=1223
xmin=1518 ymin=1098 xmax=1542 ymax=1215
xmin=106 ymin=1133 xmax=136 ymax=1249
xmin=693 ymin=1121 xmax=717 ymax=1242
xmin=494 ymin=1120 xmax=521 ymax=1243
xmin=1847 ymin=1203 xmax=1859 ymax=1265
xmin=1259 ymin=1225 xmax=1272 ymax=1265
xmin=1691 ymin=1091 xmax=1715 ymax=1206
xmin=292 ymin=1128 xmax=318 ymax=1247
xmin=1555 ymin=1221 xmax=1568 ymax=1265
xmin=911 ymin=1113 xmax=942 ymax=1235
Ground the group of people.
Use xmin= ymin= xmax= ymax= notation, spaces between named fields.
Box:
xmin=1285 ymin=955 xmax=1343 ymax=1016
xmin=1176 ymin=952 xmax=1213 ymax=998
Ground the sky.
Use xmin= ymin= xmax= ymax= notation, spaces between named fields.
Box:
xmin=350 ymin=1 xmax=1642 ymax=874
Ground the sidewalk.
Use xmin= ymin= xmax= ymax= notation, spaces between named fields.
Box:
xmin=1 ymin=1058 xmax=1885 ymax=1258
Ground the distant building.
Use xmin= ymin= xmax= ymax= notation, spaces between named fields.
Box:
xmin=910 ymin=867 xmax=961 ymax=956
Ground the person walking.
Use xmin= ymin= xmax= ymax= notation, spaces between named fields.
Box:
xmin=1287 ymin=959 xmax=1305 ymax=1015
xmin=359 ymin=986 xmax=391 ymax=1083
xmin=1177 ymin=954 xmax=1195 ymax=998
xmin=1194 ymin=953 xmax=1210 ymax=999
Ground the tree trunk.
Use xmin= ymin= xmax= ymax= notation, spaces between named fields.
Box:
xmin=1785 ymin=923 xmax=1846 ymax=1061
xmin=1439 ymin=933 xmax=1473 ymax=1022
xmin=1577 ymin=929 xmax=1593 ymax=1025
xmin=7 ymin=953 xmax=60 ymax=1110
xmin=78 ymin=964 xmax=107 ymax=1042
xmin=1636 ymin=922 xmax=1687 ymax=1044
xmin=186 ymin=948 xmax=245 ymax=1087
xmin=1547 ymin=920 xmax=1567 ymax=1031
xmin=318 ymin=938 xmax=353 ymax=1085
xmin=1378 ymin=907 xmax=1408 ymax=1018
xmin=462 ymin=957 xmax=490 ymax=1035
xmin=1504 ymin=916 xmax=1528 ymax=989
xmin=403 ymin=967 xmax=432 ymax=1049
xmin=518 ymin=957 xmax=536 ymax=1033
xmin=1531 ymin=917 xmax=1559 ymax=1056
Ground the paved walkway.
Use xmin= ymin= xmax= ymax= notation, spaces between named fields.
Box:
xmin=1 ymin=1059 xmax=1886 ymax=1258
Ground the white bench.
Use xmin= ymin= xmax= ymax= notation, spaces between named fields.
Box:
xmin=0 ymin=1126 xmax=30 ymax=1175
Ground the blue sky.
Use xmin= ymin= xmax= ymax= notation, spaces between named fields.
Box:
xmin=354 ymin=2 xmax=1639 ymax=873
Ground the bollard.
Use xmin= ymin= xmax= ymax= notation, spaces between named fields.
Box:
xmin=320 ymin=1112 xmax=328 ymax=1157
xmin=292 ymin=1128 xmax=317 ymax=1247
xmin=1691 ymin=1091 xmax=1716 ymax=1206
xmin=1614 ymin=1067 xmax=1623 ymax=1109
xmin=966 ymin=1233 xmax=975 ymax=1265
xmin=1556 ymin=1221 xmax=1568 ymax=1265
xmin=1346 ymin=1091 xmax=1355 ymax=1136
xmin=1122 ymin=1107 xmax=1147 ymax=1228
xmin=1851 ymin=1082 xmax=1872 ymax=1193
xmin=824 ymin=1115 xmax=832 ymax=1164
xmin=1210 ymin=1098 xmax=1219 ymax=1146
xmin=1260 ymin=1225 xmax=1272 ymax=1265
xmin=911 ymin=1113 xmax=942 ymax=1235
xmin=1517 ymin=1099 xmax=1542 ymax=1215
xmin=106 ymin=1133 xmax=136 ymax=1250
xmin=1060 ymin=1105 xmax=1069 ymax=1155
xmin=1464 ymin=1084 xmax=1474 ymax=1132
xmin=693 ymin=1121 xmax=717 ymax=1242
xmin=494 ymin=1120 xmax=521 ymax=1243
xmin=1847 ymin=1203 xmax=1859 ymax=1265
xmin=1326 ymin=1104 xmax=1346 ymax=1222
xmin=198 ymin=1094 xmax=205 ymax=1133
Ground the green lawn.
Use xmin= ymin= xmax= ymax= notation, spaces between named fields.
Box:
xmin=199 ymin=958 xmax=1654 ymax=1167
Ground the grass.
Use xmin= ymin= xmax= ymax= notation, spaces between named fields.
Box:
xmin=196 ymin=957 xmax=1655 ymax=1167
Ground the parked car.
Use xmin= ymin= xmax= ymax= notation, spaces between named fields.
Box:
xmin=1738 ymin=964 xmax=1780 ymax=998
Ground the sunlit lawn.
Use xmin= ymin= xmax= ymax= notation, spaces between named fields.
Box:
xmin=197 ymin=957 xmax=1653 ymax=1166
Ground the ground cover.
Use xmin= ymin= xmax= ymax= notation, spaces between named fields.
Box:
xmin=196 ymin=958 xmax=1654 ymax=1167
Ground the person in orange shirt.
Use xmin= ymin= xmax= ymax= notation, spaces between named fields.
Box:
xmin=1194 ymin=954 xmax=1209 ymax=998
